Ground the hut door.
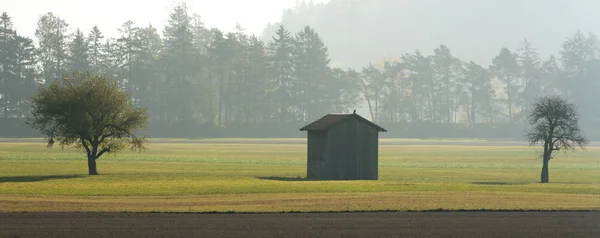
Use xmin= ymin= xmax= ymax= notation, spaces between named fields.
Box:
xmin=309 ymin=131 xmax=327 ymax=161
xmin=308 ymin=131 xmax=328 ymax=179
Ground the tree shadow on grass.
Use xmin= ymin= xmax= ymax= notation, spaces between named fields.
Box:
xmin=471 ymin=181 xmax=528 ymax=185
xmin=554 ymin=182 xmax=596 ymax=185
xmin=256 ymin=176 xmax=314 ymax=182
xmin=0 ymin=175 xmax=83 ymax=183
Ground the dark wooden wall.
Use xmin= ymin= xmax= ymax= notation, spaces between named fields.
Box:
xmin=345 ymin=118 xmax=378 ymax=180
xmin=307 ymin=131 xmax=329 ymax=179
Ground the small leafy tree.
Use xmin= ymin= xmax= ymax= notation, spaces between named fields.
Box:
xmin=27 ymin=71 xmax=149 ymax=175
xmin=526 ymin=95 xmax=587 ymax=183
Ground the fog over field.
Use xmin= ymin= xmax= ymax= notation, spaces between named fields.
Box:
xmin=2 ymin=0 xmax=600 ymax=139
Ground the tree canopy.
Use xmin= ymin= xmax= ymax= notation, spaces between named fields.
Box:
xmin=27 ymin=71 xmax=148 ymax=175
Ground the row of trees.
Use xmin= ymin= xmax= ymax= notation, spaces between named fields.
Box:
xmin=363 ymin=43 xmax=550 ymax=126
xmin=362 ymin=32 xmax=600 ymax=138
xmin=0 ymin=6 xmax=362 ymax=137
xmin=26 ymin=71 xmax=588 ymax=182
xmin=1 ymin=4 xmax=600 ymax=138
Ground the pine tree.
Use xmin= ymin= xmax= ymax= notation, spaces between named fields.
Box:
xmin=161 ymin=3 xmax=206 ymax=128
xmin=361 ymin=64 xmax=385 ymax=122
xmin=206 ymin=29 xmax=230 ymax=127
xmin=66 ymin=29 xmax=90 ymax=72
xmin=559 ymin=31 xmax=600 ymax=129
xmin=227 ymin=26 xmax=250 ymax=125
xmin=0 ymin=12 xmax=17 ymax=118
xmin=116 ymin=20 xmax=139 ymax=97
xmin=292 ymin=26 xmax=332 ymax=121
xmin=35 ymin=12 xmax=70 ymax=85
xmin=132 ymin=24 xmax=163 ymax=111
xmin=191 ymin=13 xmax=211 ymax=55
xmin=401 ymin=51 xmax=433 ymax=123
xmin=463 ymin=61 xmax=495 ymax=126
xmin=87 ymin=25 xmax=104 ymax=73
xmin=100 ymin=38 xmax=120 ymax=81
xmin=220 ymin=28 xmax=273 ymax=126
xmin=432 ymin=45 xmax=461 ymax=123
xmin=225 ymin=31 xmax=245 ymax=125
xmin=267 ymin=25 xmax=295 ymax=122
xmin=11 ymin=35 xmax=37 ymax=118
xmin=0 ymin=13 xmax=37 ymax=118
xmin=380 ymin=61 xmax=405 ymax=123
xmin=189 ymin=16 xmax=213 ymax=125
xmin=238 ymin=35 xmax=271 ymax=124
xmin=517 ymin=39 xmax=543 ymax=121
xmin=560 ymin=31 xmax=597 ymax=80
xmin=540 ymin=55 xmax=562 ymax=95
xmin=491 ymin=48 xmax=521 ymax=123
xmin=0 ymin=12 xmax=15 ymax=117
xmin=332 ymin=67 xmax=363 ymax=114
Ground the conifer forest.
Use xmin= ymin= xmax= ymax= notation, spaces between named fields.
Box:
xmin=2 ymin=1 xmax=600 ymax=139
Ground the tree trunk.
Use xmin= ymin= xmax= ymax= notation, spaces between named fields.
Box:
xmin=447 ymin=81 xmax=451 ymax=124
xmin=471 ymin=93 xmax=476 ymax=129
xmin=428 ymin=86 xmax=435 ymax=123
xmin=374 ymin=98 xmax=378 ymax=123
xmin=88 ymin=156 xmax=98 ymax=175
xmin=540 ymin=155 xmax=550 ymax=183
xmin=362 ymin=85 xmax=375 ymax=122
xmin=507 ymin=79 xmax=513 ymax=123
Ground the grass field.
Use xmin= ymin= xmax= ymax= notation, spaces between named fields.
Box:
xmin=1 ymin=139 xmax=599 ymax=212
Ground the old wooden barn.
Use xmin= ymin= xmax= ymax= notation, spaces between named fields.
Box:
xmin=299 ymin=112 xmax=387 ymax=180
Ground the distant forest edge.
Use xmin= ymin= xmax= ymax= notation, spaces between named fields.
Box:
xmin=2 ymin=2 xmax=600 ymax=139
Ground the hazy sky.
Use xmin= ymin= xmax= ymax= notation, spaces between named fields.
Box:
xmin=2 ymin=0 xmax=329 ymax=39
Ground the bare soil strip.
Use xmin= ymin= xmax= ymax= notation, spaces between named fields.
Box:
xmin=0 ymin=212 xmax=598 ymax=238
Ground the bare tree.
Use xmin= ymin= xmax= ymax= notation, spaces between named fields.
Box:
xmin=526 ymin=95 xmax=587 ymax=183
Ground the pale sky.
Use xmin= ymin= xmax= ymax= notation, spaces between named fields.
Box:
xmin=2 ymin=0 xmax=329 ymax=39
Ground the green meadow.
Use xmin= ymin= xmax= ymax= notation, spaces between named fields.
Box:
xmin=1 ymin=139 xmax=599 ymax=212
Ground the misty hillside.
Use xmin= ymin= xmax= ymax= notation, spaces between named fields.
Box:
xmin=261 ymin=0 xmax=600 ymax=68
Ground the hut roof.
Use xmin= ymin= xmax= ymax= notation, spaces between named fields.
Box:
xmin=299 ymin=113 xmax=387 ymax=132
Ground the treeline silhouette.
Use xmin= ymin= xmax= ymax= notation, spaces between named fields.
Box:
xmin=1 ymin=3 xmax=600 ymax=139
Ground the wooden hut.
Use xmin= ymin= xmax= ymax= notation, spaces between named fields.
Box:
xmin=299 ymin=111 xmax=387 ymax=180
